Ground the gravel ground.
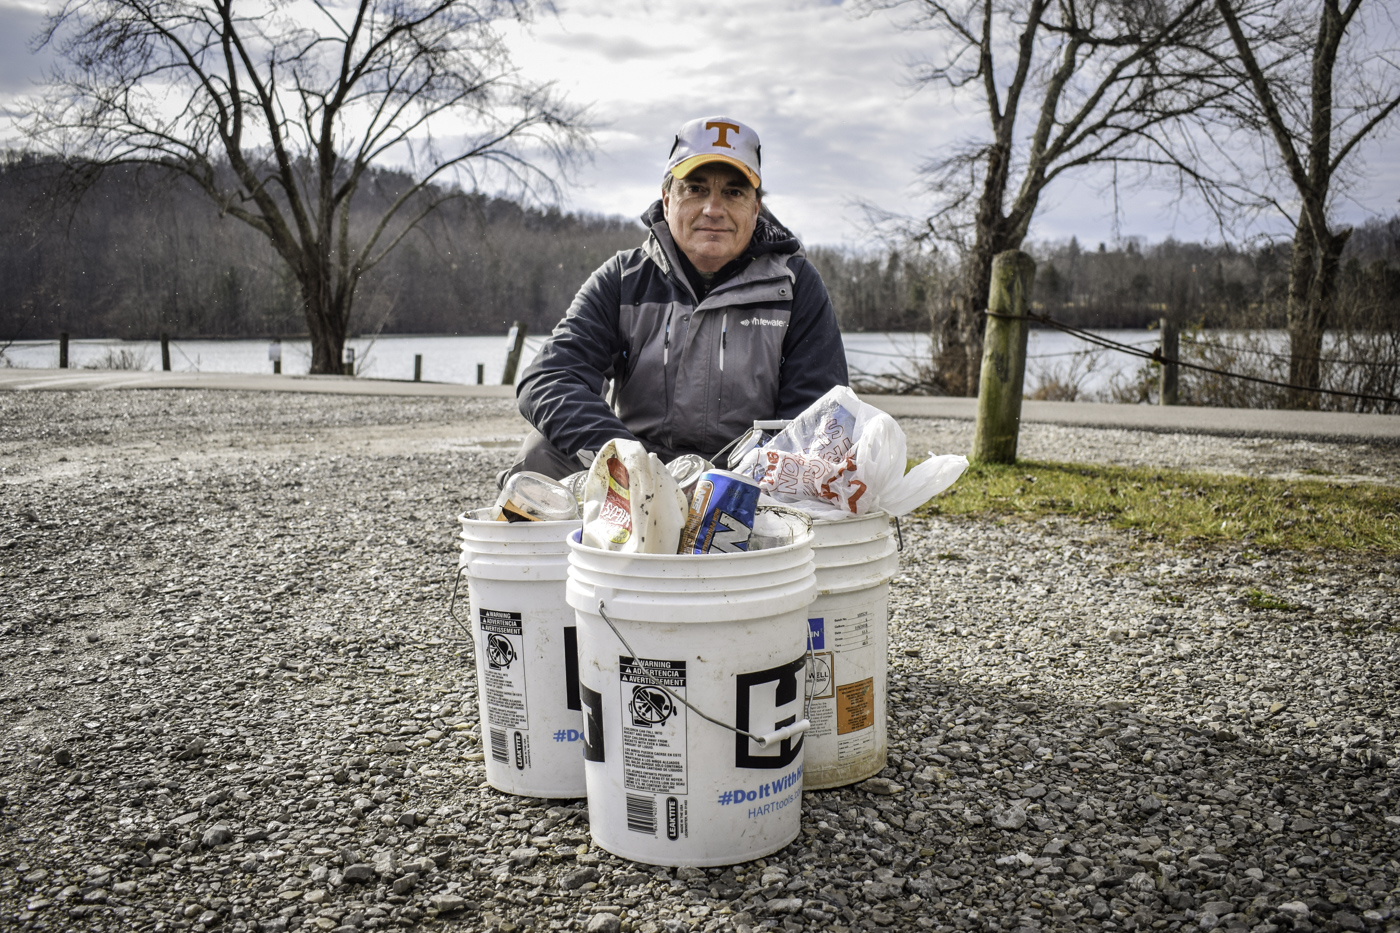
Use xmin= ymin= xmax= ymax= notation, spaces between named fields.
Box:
xmin=1 ymin=390 xmax=1398 ymax=933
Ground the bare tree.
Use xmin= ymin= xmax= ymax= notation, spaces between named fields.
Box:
xmin=1201 ymin=0 xmax=1400 ymax=408
xmin=27 ymin=0 xmax=586 ymax=373
xmin=866 ymin=0 xmax=1224 ymax=396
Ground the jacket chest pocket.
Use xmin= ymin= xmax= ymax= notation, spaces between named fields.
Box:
xmin=714 ymin=307 xmax=790 ymax=439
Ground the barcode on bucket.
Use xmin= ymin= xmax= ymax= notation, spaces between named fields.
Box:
xmin=490 ymin=728 xmax=508 ymax=764
xmin=625 ymin=794 xmax=657 ymax=835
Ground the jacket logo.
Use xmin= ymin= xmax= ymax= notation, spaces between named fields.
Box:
xmin=740 ymin=318 xmax=786 ymax=328
xmin=706 ymin=121 xmax=740 ymax=149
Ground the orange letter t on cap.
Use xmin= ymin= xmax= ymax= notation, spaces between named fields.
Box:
xmin=706 ymin=121 xmax=740 ymax=149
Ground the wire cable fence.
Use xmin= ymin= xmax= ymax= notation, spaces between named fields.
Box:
xmin=851 ymin=314 xmax=1400 ymax=412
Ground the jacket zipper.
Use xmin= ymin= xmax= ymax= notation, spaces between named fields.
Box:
xmin=663 ymin=307 xmax=674 ymax=365
xmin=719 ymin=312 xmax=728 ymax=371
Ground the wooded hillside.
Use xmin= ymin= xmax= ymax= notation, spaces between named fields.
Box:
xmin=2 ymin=153 xmax=1397 ymax=340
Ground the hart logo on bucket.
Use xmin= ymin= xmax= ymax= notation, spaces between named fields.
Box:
xmin=580 ymin=684 xmax=605 ymax=762
xmin=734 ymin=657 xmax=805 ymax=769
xmin=807 ymin=617 xmax=825 ymax=650
xmin=620 ymin=658 xmax=689 ymax=795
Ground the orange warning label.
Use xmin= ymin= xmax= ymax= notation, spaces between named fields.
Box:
xmin=836 ymin=677 xmax=874 ymax=735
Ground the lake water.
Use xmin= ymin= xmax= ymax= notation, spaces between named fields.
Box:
xmin=0 ymin=329 xmax=1172 ymax=395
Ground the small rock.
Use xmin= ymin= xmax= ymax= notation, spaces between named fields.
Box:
xmin=857 ymin=777 xmax=903 ymax=795
xmin=1022 ymin=783 xmax=1047 ymax=799
xmin=200 ymin=824 xmax=233 ymax=847
xmin=992 ymin=806 xmax=1027 ymax=830
xmin=430 ymin=894 xmax=465 ymax=914
xmin=172 ymin=739 xmax=205 ymax=761
xmin=585 ymin=914 xmax=621 ymax=933
xmin=1138 ymin=794 xmax=1163 ymax=814
xmin=508 ymin=846 xmax=539 ymax=868
xmin=559 ymin=867 xmax=600 ymax=891
xmin=1276 ymin=902 xmax=1310 ymax=922
xmin=110 ymin=881 xmax=136 ymax=897
xmin=342 ymin=864 xmax=375 ymax=884
xmin=766 ymin=897 xmax=804 ymax=915
xmin=390 ymin=872 xmax=418 ymax=895
xmin=52 ymin=748 xmax=73 ymax=767
xmin=676 ymin=866 xmax=706 ymax=881
xmin=396 ymin=811 xmax=417 ymax=828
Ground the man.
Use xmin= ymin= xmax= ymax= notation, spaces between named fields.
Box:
xmin=506 ymin=116 xmax=848 ymax=482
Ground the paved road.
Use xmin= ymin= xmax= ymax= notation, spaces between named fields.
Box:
xmin=2 ymin=368 xmax=1396 ymax=442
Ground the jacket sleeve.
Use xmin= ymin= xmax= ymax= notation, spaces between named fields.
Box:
xmin=516 ymin=255 xmax=641 ymax=461
xmin=776 ymin=257 xmax=849 ymax=419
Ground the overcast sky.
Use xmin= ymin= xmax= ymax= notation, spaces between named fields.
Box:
xmin=2 ymin=0 xmax=1397 ymax=250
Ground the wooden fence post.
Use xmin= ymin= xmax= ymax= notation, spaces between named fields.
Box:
xmin=501 ymin=321 xmax=527 ymax=385
xmin=971 ymin=250 xmax=1036 ymax=464
xmin=59 ymin=333 xmax=69 ymax=369
xmin=161 ymin=333 xmax=171 ymax=371
xmin=1159 ymin=318 xmax=1179 ymax=406
xmin=413 ymin=354 xmax=423 ymax=383
xmin=476 ymin=363 xmax=485 ymax=385
xmin=343 ymin=346 xmax=355 ymax=377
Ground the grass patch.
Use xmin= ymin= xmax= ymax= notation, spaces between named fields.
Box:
xmin=917 ymin=458 xmax=1400 ymax=554
xmin=1243 ymin=588 xmax=1298 ymax=611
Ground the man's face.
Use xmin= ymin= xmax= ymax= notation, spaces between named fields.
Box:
xmin=662 ymin=164 xmax=761 ymax=274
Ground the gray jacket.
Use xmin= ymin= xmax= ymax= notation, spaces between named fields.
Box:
xmin=516 ymin=201 xmax=848 ymax=463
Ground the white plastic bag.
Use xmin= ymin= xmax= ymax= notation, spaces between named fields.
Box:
xmin=739 ymin=386 xmax=968 ymax=520
xmin=581 ymin=438 xmax=689 ymax=552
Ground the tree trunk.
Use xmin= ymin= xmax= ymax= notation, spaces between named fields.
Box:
xmin=1285 ymin=215 xmax=1349 ymax=409
xmin=303 ymin=266 xmax=347 ymax=375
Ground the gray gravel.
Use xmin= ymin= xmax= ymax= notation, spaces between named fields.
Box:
xmin=1 ymin=390 xmax=1397 ymax=933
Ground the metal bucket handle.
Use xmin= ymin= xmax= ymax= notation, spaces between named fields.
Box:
xmin=446 ymin=564 xmax=477 ymax=662
xmin=596 ymin=599 xmax=811 ymax=750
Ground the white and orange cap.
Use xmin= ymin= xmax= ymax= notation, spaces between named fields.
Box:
xmin=665 ymin=116 xmax=762 ymax=188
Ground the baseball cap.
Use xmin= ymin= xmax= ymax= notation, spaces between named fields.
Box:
xmin=665 ymin=116 xmax=761 ymax=188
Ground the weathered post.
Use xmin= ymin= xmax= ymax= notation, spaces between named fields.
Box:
xmin=501 ymin=321 xmax=528 ymax=385
xmin=59 ymin=333 xmax=69 ymax=369
xmin=971 ymin=250 xmax=1036 ymax=464
xmin=1158 ymin=318 xmax=1179 ymax=406
xmin=476 ymin=363 xmax=485 ymax=385
xmin=413 ymin=354 xmax=423 ymax=383
xmin=343 ymin=346 xmax=355 ymax=377
xmin=269 ymin=339 xmax=282 ymax=375
xmin=161 ymin=333 xmax=172 ymax=371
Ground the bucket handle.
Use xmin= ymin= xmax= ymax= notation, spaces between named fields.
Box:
xmin=596 ymin=600 xmax=811 ymax=750
xmin=446 ymin=565 xmax=477 ymax=661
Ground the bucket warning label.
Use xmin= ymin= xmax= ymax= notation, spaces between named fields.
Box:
xmin=480 ymin=609 xmax=528 ymax=732
xmin=836 ymin=676 xmax=874 ymax=735
xmin=619 ymin=657 xmax=688 ymax=796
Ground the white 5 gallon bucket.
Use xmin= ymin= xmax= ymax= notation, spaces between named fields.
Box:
xmin=566 ymin=530 xmax=817 ymax=867
xmin=802 ymin=510 xmax=897 ymax=789
xmin=456 ymin=509 xmax=585 ymax=798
